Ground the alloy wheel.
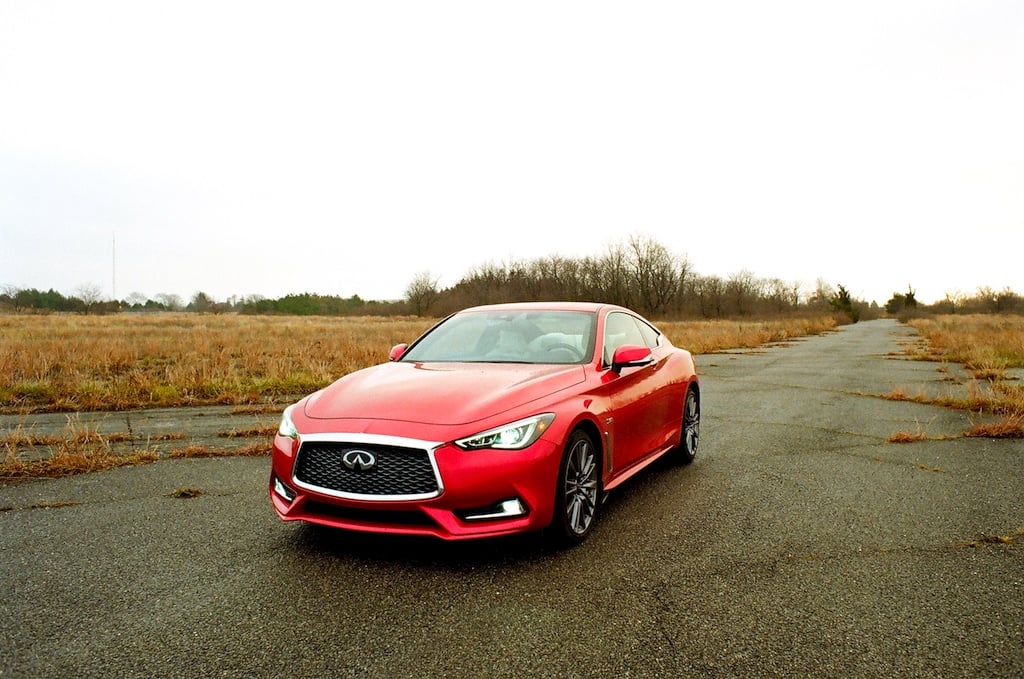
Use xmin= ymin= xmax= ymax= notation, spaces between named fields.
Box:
xmin=680 ymin=388 xmax=700 ymax=463
xmin=562 ymin=433 xmax=599 ymax=537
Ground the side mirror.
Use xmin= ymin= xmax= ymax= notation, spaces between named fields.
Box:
xmin=389 ymin=344 xmax=408 ymax=362
xmin=610 ymin=344 xmax=653 ymax=372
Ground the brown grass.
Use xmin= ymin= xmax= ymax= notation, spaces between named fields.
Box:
xmin=0 ymin=418 xmax=186 ymax=482
xmin=962 ymin=416 xmax=1024 ymax=439
xmin=169 ymin=442 xmax=269 ymax=458
xmin=904 ymin=315 xmax=1024 ymax=374
xmin=1 ymin=430 xmax=160 ymax=481
xmin=893 ymin=315 xmax=1024 ymax=438
xmin=230 ymin=404 xmax=283 ymax=415
xmin=953 ymin=530 xmax=1024 ymax=549
xmin=0 ymin=312 xmax=840 ymax=481
xmin=0 ymin=313 xmax=434 ymax=414
xmin=0 ymin=312 xmax=837 ymax=414
xmin=0 ymin=430 xmax=269 ymax=482
xmin=2 ymin=425 xmax=184 ymax=447
xmin=659 ymin=316 xmax=837 ymax=355
xmin=217 ymin=425 xmax=278 ymax=439
xmin=886 ymin=389 xmax=985 ymax=413
xmin=888 ymin=431 xmax=929 ymax=444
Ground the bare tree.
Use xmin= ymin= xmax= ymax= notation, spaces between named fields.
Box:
xmin=75 ymin=283 xmax=105 ymax=313
xmin=765 ymin=278 xmax=800 ymax=313
xmin=809 ymin=278 xmax=835 ymax=310
xmin=595 ymin=241 xmax=632 ymax=307
xmin=941 ymin=290 xmax=966 ymax=314
xmin=529 ymin=255 xmax=582 ymax=301
xmin=693 ymin=275 xmax=725 ymax=318
xmin=628 ymin=234 xmax=686 ymax=316
xmin=725 ymin=270 xmax=759 ymax=316
xmin=555 ymin=256 xmax=585 ymax=301
xmin=405 ymin=271 xmax=440 ymax=316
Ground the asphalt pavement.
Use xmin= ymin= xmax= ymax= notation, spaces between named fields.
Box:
xmin=1 ymin=318 xmax=1021 ymax=677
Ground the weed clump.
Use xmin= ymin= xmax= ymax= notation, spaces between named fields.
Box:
xmin=1 ymin=418 xmax=159 ymax=481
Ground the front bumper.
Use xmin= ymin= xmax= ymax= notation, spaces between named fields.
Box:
xmin=269 ymin=432 xmax=562 ymax=540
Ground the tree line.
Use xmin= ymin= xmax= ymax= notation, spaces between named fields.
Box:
xmin=406 ymin=236 xmax=862 ymax=320
xmin=0 ymin=286 xmax=387 ymax=316
xmin=3 ymin=235 xmax=1021 ymax=319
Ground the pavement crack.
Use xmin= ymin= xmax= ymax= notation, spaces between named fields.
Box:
xmin=0 ymin=500 xmax=81 ymax=512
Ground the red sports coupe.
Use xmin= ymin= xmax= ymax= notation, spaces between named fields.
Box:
xmin=270 ymin=301 xmax=699 ymax=544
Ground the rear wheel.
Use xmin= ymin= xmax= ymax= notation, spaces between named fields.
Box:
xmin=676 ymin=387 xmax=700 ymax=464
xmin=551 ymin=429 xmax=600 ymax=545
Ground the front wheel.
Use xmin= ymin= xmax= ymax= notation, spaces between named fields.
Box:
xmin=676 ymin=386 xmax=700 ymax=464
xmin=551 ymin=429 xmax=600 ymax=546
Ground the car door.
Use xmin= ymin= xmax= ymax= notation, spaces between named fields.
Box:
xmin=599 ymin=311 xmax=674 ymax=471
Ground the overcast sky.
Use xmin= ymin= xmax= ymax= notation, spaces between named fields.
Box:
xmin=1 ymin=1 xmax=1021 ymax=306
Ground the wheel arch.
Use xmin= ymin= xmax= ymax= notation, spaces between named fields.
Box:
xmin=686 ymin=378 xmax=701 ymax=404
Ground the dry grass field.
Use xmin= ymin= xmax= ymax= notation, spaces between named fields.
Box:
xmin=0 ymin=314 xmax=434 ymax=414
xmin=0 ymin=312 xmax=839 ymax=481
xmin=2 ymin=312 xmax=1019 ymax=423
xmin=0 ymin=313 xmax=838 ymax=415
xmin=3 ymin=312 xmax=1020 ymax=481
xmin=904 ymin=315 xmax=1024 ymax=372
xmin=893 ymin=314 xmax=1024 ymax=438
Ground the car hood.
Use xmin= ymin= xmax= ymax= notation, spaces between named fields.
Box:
xmin=303 ymin=362 xmax=586 ymax=426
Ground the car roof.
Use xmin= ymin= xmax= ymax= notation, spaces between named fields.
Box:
xmin=457 ymin=301 xmax=619 ymax=314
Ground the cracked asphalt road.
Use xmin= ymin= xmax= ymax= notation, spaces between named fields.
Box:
xmin=2 ymin=319 xmax=1022 ymax=677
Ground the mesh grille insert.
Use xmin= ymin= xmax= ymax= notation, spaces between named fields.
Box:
xmin=294 ymin=441 xmax=439 ymax=497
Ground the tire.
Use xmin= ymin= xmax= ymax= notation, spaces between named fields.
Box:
xmin=676 ymin=386 xmax=700 ymax=464
xmin=551 ymin=429 xmax=600 ymax=546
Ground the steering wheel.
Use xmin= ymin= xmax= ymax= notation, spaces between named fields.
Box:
xmin=545 ymin=343 xmax=583 ymax=362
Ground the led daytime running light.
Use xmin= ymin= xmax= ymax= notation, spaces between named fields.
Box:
xmin=456 ymin=414 xmax=555 ymax=450
xmin=278 ymin=405 xmax=298 ymax=439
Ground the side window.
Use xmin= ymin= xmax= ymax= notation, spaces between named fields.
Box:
xmin=635 ymin=317 xmax=661 ymax=350
xmin=602 ymin=312 xmax=646 ymax=365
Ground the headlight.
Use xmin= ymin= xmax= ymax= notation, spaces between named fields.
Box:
xmin=455 ymin=413 xmax=555 ymax=450
xmin=278 ymin=405 xmax=298 ymax=439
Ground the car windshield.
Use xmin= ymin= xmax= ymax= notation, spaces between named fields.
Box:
xmin=401 ymin=310 xmax=597 ymax=364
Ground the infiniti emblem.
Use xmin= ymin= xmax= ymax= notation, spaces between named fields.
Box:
xmin=341 ymin=449 xmax=377 ymax=471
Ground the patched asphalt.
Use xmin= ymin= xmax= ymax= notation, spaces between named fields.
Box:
xmin=2 ymin=319 xmax=1022 ymax=677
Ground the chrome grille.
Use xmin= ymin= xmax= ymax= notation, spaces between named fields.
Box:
xmin=294 ymin=441 xmax=439 ymax=497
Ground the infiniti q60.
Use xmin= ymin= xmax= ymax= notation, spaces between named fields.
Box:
xmin=270 ymin=302 xmax=699 ymax=544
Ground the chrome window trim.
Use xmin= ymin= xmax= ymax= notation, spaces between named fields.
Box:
xmin=292 ymin=432 xmax=445 ymax=502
